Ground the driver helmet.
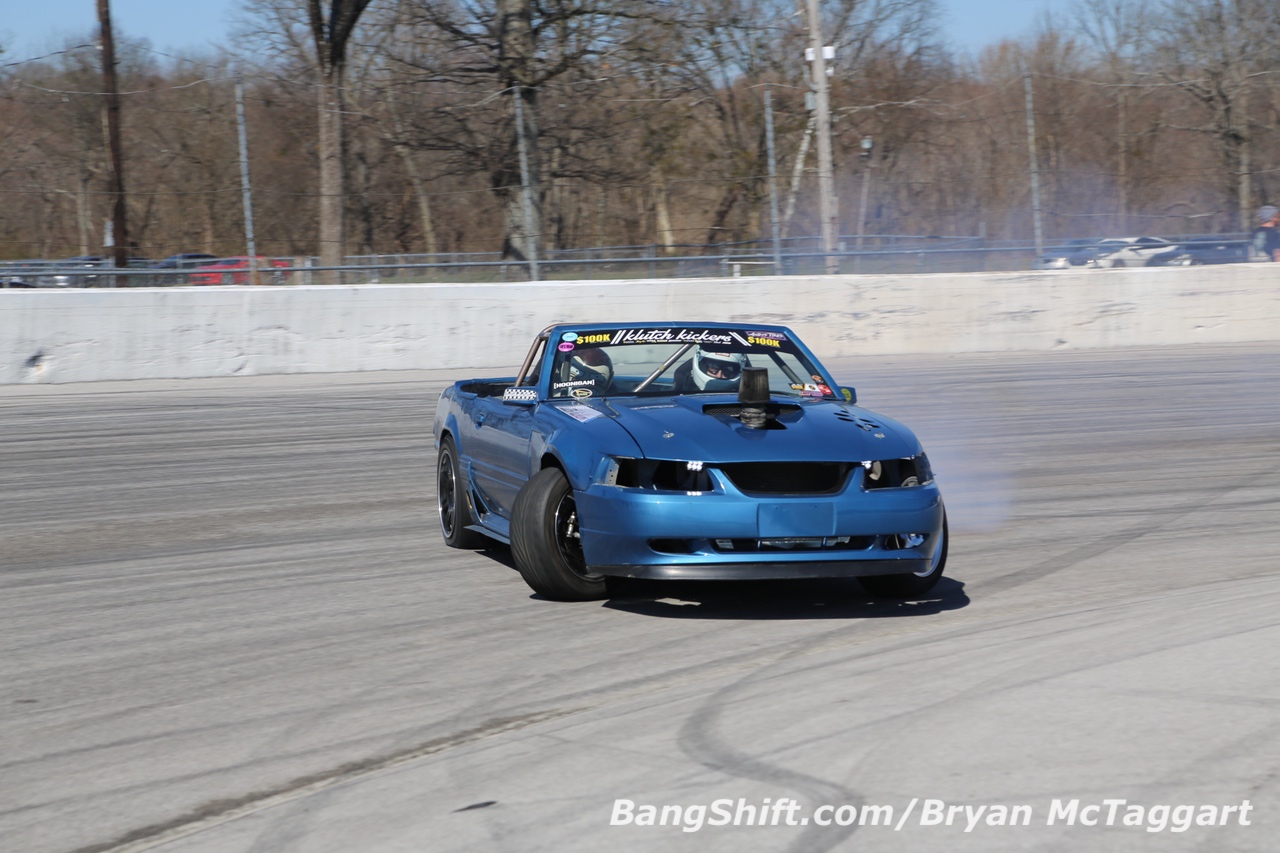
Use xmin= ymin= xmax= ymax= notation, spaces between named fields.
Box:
xmin=569 ymin=346 xmax=613 ymax=385
xmin=692 ymin=348 xmax=745 ymax=391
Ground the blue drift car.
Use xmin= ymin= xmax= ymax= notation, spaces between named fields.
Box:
xmin=433 ymin=323 xmax=946 ymax=601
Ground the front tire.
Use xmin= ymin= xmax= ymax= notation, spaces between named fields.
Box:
xmin=860 ymin=513 xmax=949 ymax=598
xmin=511 ymin=467 xmax=609 ymax=601
xmin=437 ymin=436 xmax=488 ymax=549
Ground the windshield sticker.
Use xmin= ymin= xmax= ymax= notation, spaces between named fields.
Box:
xmin=571 ymin=388 xmax=593 ymax=399
xmin=565 ymin=328 xmax=799 ymax=350
xmin=558 ymin=404 xmax=603 ymax=422
xmin=603 ymin=328 xmax=740 ymax=347
xmin=554 ymin=378 xmax=597 ymax=390
xmin=558 ymin=342 xmax=575 ymax=352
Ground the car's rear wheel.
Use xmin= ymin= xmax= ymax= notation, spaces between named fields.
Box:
xmin=860 ymin=513 xmax=948 ymax=598
xmin=437 ymin=435 xmax=488 ymax=549
xmin=511 ymin=467 xmax=609 ymax=601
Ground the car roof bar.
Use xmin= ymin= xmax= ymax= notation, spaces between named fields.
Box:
xmin=514 ymin=326 xmax=554 ymax=387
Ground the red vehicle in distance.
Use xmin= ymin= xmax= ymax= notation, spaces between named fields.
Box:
xmin=188 ymin=257 xmax=290 ymax=285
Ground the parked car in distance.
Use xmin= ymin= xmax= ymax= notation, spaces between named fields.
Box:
xmin=1147 ymin=238 xmax=1252 ymax=266
xmin=1087 ymin=237 xmax=1177 ymax=268
xmin=188 ymin=256 xmax=290 ymax=285
xmin=1 ymin=261 xmax=45 ymax=287
xmin=1034 ymin=239 xmax=1100 ymax=270
xmin=152 ymin=253 xmax=221 ymax=269
xmin=43 ymin=256 xmax=107 ymax=287
xmin=150 ymin=253 xmax=223 ymax=285
xmin=26 ymin=256 xmax=152 ymax=287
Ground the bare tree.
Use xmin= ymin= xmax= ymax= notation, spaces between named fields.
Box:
xmin=1147 ymin=0 xmax=1280 ymax=228
xmin=308 ymin=0 xmax=375 ymax=274
xmin=1074 ymin=0 xmax=1151 ymax=230
xmin=390 ymin=0 xmax=669 ymax=268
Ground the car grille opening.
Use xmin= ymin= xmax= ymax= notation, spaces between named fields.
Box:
xmin=710 ymin=536 xmax=875 ymax=552
xmin=718 ymin=462 xmax=852 ymax=495
xmin=647 ymin=536 xmax=876 ymax=555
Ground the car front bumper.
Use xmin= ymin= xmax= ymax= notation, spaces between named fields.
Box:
xmin=575 ymin=478 xmax=944 ymax=580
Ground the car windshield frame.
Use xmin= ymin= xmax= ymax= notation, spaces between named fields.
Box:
xmin=541 ymin=326 xmax=839 ymax=401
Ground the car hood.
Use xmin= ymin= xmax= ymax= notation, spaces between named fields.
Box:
xmin=583 ymin=394 xmax=921 ymax=462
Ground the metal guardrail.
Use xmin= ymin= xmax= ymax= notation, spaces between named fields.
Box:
xmin=1 ymin=234 xmax=1257 ymax=287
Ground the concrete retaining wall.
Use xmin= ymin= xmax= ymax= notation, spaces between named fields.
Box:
xmin=3 ymin=264 xmax=1278 ymax=384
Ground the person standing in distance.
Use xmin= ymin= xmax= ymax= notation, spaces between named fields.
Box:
xmin=1252 ymin=205 xmax=1280 ymax=261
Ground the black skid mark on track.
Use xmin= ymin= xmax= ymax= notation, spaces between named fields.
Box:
xmin=68 ymin=710 xmax=574 ymax=853
xmin=676 ymin=654 xmax=864 ymax=852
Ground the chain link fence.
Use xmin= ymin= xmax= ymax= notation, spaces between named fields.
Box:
xmin=1 ymin=233 xmax=1253 ymax=288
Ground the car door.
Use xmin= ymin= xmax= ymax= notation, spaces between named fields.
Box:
xmin=463 ymin=395 xmax=537 ymax=521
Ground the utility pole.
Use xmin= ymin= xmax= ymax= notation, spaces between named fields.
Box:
xmin=235 ymin=78 xmax=259 ymax=285
xmin=97 ymin=0 xmax=128 ymax=275
xmin=856 ymin=135 xmax=873 ymax=272
xmin=857 ymin=135 xmax=874 ymax=250
xmin=804 ymin=0 xmax=838 ymax=274
xmin=513 ymin=86 xmax=540 ymax=281
xmin=1022 ymin=64 xmax=1044 ymax=259
xmin=763 ymin=84 xmax=783 ymax=275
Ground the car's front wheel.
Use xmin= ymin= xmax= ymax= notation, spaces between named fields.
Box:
xmin=511 ymin=467 xmax=609 ymax=601
xmin=860 ymin=513 xmax=949 ymax=598
xmin=437 ymin=435 xmax=488 ymax=549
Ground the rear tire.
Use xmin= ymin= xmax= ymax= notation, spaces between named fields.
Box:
xmin=437 ymin=436 xmax=488 ymax=549
xmin=511 ymin=467 xmax=609 ymax=601
xmin=860 ymin=513 xmax=948 ymax=598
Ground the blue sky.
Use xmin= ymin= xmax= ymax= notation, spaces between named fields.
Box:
xmin=3 ymin=0 xmax=1063 ymax=64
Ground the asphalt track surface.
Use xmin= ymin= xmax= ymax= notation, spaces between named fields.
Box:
xmin=2 ymin=343 xmax=1278 ymax=853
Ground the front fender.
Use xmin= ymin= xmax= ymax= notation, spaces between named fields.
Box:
xmin=535 ymin=404 xmax=642 ymax=493
xmin=432 ymin=386 xmax=458 ymax=447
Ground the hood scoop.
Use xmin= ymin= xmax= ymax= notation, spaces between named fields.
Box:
xmin=702 ymin=368 xmax=797 ymax=430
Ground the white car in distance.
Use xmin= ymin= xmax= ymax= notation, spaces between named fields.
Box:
xmin=1087 ymin=237 xmax=1177 ymax=268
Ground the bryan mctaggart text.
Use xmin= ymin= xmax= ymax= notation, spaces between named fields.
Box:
xmin=610 ymin=797 xmax=1254 ymax=833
